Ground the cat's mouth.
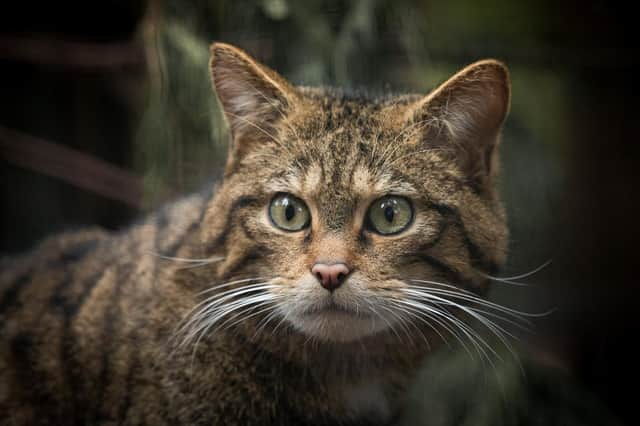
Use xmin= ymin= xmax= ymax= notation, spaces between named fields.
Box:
xmin=278 ymin=275 xmax=390 ymax=342
xmin=289 ymin=299 xmax=385 ymax=342
xmin=303 ymin=300 xmax=371 ymax=318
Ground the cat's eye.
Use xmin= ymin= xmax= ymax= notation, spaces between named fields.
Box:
xmin=366 ymin=196 xmax=413 ymax=235
xmin=269 ymin=193 xmax=311 ymax=232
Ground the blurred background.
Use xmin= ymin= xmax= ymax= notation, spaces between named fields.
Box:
xmin=1 ymin=0 xmax=637 ymax=424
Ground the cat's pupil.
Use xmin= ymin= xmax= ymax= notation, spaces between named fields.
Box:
xmin=384 ymin=205 xmax=395 ymax=223
xmin=285 ymin=204 xmax=295 ymax=221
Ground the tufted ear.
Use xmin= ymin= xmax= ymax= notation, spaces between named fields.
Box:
xmin=408 ymin=60 xmax=511 ymax=190
xmin=209 ymin=43 xmax=299 ymax=168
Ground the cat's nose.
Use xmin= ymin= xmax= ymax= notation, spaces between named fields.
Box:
xmin=311 ymin=263 xmax=350 ymax=292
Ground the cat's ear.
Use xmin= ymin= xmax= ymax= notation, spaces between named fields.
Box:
xmin=209 ymin=42 xmax=299 ymax=160
xmin=409 ymin=60 xmax=511 ymax=190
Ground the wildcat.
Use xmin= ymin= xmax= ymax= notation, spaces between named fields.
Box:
xmin=0 ymin=43 xmax=510 ymax=425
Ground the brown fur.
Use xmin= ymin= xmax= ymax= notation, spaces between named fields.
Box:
xmin=0 ymin=43 xmax=510 ymax=425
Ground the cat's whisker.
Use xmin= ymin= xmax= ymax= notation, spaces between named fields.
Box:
xmin=400 ymin=290 xmax=521 ymax=370
xmin=198 ymin=276 xmax=274 ymax=295
xmin=147 ymin=251 xmax=224 ymax=264
xmin=182 ymin=284 xmax=278 ymax=336
xmin=185 ymin=293 xmax=281 ymax=369
xmin=221 ymin=301 xmax=284 ymax=332
xmin=465 ymin=306 xmax=534 ymax=333
xmin=368 ymin=304 xmax=404 ymax=343
xmin=407 ymin=280 xmax=554 ymax=319
xmin=174 ymin=260 xmax=226 ymax=270
xmin=170 ymin=278 xmax=271 ymax=346
xmin=208 ymin=294 xmax=283 ymax=333
xmin=391 ymin=299 xmax=484 ymax=363
xmin=184 ymin=292 xmax=279 ymax=350
xmin=386 ymin=300 xmax=450 ymax=351
xmin=402 ymin=288 xmax=523 ymax=341
xmin=405 ymin=286 xmax=534 ymax=325
xmin=269 ymin=309 xmax=291 ymax=338
xmin=376 ymin=304 xmax=417 ymax=348
xmin=378 ymin=304 xmax=431 ymax=350
xmin=398 ymin=298 xmax=502 ymax=371
xmin=175 ymin=279 xmax=273 ymax=332
xmin=482 ymin=259 xmax=552 ymax=285
xmin=253 ymin=308 xmax=283 ymax=339
xmin=173 ymin=281 xmax=276 ymax=346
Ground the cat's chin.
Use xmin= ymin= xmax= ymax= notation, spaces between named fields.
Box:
xmin=287 ymin=306 xmax=390 ymax=343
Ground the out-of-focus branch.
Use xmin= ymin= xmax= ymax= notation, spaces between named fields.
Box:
xmin=0 ymin=125 xmax=144 ymax=208
xmin=0 ymin=35 xmax=144 ymax=69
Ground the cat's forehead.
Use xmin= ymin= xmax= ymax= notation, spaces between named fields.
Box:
xmin=294 ymin=89 xmax=418 ymax=136
xmin=282 ymin=91 xmax=419 ymax=162
xmin=264 ymin=94 xmax=421 ymax=203
xmin=257 ymin=91 xmax=431 ymax=201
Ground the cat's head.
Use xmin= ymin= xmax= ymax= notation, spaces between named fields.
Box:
xmin=199 ymin=43 xmax=510 ymax=344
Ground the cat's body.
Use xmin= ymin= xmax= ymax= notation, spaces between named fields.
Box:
xmin=0 ymin=43 xmax=510 ymax=425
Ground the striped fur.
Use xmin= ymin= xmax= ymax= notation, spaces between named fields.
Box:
xmin=0 ymin=43 xmax=510 ymax=425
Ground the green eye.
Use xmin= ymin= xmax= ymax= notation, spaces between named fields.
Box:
xmin=269 ymin=193 xmax=311 ymax=232
xmin=366 ymin=196 xmax=413 ymax=235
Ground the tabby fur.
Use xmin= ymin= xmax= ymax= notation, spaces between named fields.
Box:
xmin=0 ymin=43 xmax=510 ymax=425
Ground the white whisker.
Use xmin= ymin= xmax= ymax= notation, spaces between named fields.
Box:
xmin=366 ymin=303 xmax=403 ymax=343
xmin=182 ymin=285 xmax=278 ymax=339
xmin=173 ymin=280 xmax=274 ymax=338
xmin=184 ymin=292 xmax=279 ymax=355
xmin=400 ymin=289 xmax=519 ymax=369
xmin=407 ymin=280 xmax=553 ymax=319
xmin=222 ymin=301 xmax=283 ymax=332
xmin=395 ymin=299 xmax=494 ymax=364
xmin=147 ymin=251 xmax=224 ymax=264
xmin=377 ymin=304 xmax=417 ymax=347
xmin=253 ymin=309 xmax=282 ymax=339
xmin=384 ymin=304 xmax=432 ymax=350
xmin=198 ymin=277 xmax=274 ymax=296
xmin=483 ymin=259 xmax=552 ymax=284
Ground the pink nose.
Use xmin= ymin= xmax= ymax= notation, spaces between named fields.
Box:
xmin=311 ymin=263 xmax=350 ymax=291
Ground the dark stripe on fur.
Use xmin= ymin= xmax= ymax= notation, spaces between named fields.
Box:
xmin=116 ymin=353 xmax=138 ymax=422
xmin=95 ymin=263 xmax=131 ymax=419
xmin=59 ymin=270 xmax=105 ymax=423
xmin=461 ymin=232 xmax=500 ymax=275
xmin=0 ymin=273 xmax=30 ymax=316
xmin=220 ymin=247 xmax=265 ymax=280
xmin=53 ymin=241 xmax=111 ymax=422
xmin=415 ymin=254 xmax=471 ymax=289
xmin=10 ymin=333 xmax=61 ymax=422
xmin=0 ymin=238 xmax=100 ymax=317
xmin=49 ymin=237 xmax=103 ymax=311
xmin=425 ymin=198 xmax=500 ymax=275
xmin=206 ymin=195 xmax=259 ymax=253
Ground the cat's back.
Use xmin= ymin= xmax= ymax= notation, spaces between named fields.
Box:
xmin=1 ymin=191 xmax=208 ymax=321
xmin=1 ymin=227 xmax=111 ymax=328
xmin=0 ymin=227 xmax=112 ymax=424
xmin=0 ymin=193 xmax=208 ymax=425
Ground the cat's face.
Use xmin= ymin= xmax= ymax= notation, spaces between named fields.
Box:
xmin=201 ymin=43 xmax=509 ymax=344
